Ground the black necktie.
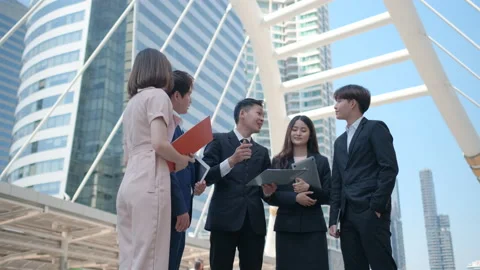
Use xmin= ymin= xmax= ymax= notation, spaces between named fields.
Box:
xmin=240 ymin=139 xmax=250 ymax=162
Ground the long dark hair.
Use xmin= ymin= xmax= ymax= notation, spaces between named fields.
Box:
xmin=128 ymin=48 xmax=173 ymax=98
xmin=273 ymin=115 xmax=319 ymax=169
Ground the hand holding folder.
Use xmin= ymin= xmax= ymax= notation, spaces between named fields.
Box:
xmin=168 ymin=116 xmax=213 ymax=172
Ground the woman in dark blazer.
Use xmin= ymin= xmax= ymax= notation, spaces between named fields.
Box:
xmin=266 ymin=115 xmax=331 ymax=270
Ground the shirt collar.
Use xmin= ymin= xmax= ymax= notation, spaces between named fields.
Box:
xmin=137 ymin=86 xmax=156 ymax=93
xmin=346 ymin=116 xmax=364 ymax=132
xmin=233 ymin=128 xmax=251 ymax=142
xmin=173 ymin=110 xmax=182 ymax=126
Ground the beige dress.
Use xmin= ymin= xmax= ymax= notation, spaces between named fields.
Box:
xmin=117 ymin=87 xmax=176 ymax=270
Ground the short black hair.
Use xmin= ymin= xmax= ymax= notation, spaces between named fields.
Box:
xmin=128 ymin=48 xmax=173 ymax=98
xmin=233 ymin=98 xmax=263 ymax=124
xmin=334 ymin=84 xmax=371 ymax=113
xmin=170 ymin=70 xmax=193 ymax=97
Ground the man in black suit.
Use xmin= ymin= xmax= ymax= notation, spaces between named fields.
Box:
xmin=328 ymin=85 xmax=399 ymax=270
xmin=202 ymin=98 xmax=276 ymax=270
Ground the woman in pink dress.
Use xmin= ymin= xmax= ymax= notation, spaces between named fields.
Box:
xmin=117 ymin=48 xmax=194 ymax=270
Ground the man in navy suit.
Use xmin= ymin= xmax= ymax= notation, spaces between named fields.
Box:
xmin=328 ymin=84 xmax=399 ymax=270
xmin=168 ymin=70 xmax=207 ymax=270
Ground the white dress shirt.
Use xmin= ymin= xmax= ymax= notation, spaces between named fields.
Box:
xmin=173 ymin=111 xmax=183 ymax=131
xmin=346 ymin=116 xmax=364 ymax=152
xmin=219 ymin=129 xmax=251 ymax=177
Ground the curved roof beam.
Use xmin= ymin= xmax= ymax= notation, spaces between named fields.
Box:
xmin=230 ymin=0 xmax=289 ymax=154
xmin=384 ymin=0 xmax=480 ymax=182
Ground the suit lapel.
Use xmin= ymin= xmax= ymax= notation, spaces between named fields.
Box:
xmin=348 ymin=118 xmax=367 ymax=156
xmin=336 ymin=133 xmax=348 ymax=170
xmin=171 ymin=125 xmax=183 ymax=142
xmin=287 ymin=157 xmax=294 ymax=169
xmin=250 ymin=138 xmax=260 ymax=157
xmin=228 ymin=131 xmax=240 ymax=152
xmin=175 ymin=125 xmax=183 ymax=136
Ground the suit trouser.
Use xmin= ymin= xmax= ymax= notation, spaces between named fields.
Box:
xmin=340 ymin=204 xmax=397 ymax=270
xmin=168 ymin=220 xmax=186 ymax=270
xmin=209 ymin=213 xmax=265 ymax=270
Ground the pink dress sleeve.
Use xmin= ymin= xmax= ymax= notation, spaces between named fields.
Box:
xmin=146 ymin=90 xmax=172 ymax=126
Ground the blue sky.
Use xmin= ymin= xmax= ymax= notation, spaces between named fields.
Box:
xmin=17 ymin=0 xmax=28 ymax=6
xmin=18 ymin=0 xmax=29 ymax=6
xmin=328 ymin=0 xmax=479 ymax=269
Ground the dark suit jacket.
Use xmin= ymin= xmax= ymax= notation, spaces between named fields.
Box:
xmin=329 ymin=117 xmax=399 ymax=227
xmin=266 ymin=153 xmax=331 ymax=233
xmin=202 ymin=131 xmax=271 ymax=235
xmin=170 ymin=126 xmax=197 ymax=222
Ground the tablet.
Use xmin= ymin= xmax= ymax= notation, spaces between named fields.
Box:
xmin=246 ymin=169 xmax=306 ymax=186
xmin=194 ymin=155 xmax=210 ymax=182
xmin=291 ymin=156 xmax=321 ymax=188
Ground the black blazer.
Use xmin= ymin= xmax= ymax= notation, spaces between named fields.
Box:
xmin=202 ymin=131 xmax=271 ymax=235
xmin=266 ymin=153 xmax=331 ymax=233
xmin=329 ymin=117 xmax=399 ymax=227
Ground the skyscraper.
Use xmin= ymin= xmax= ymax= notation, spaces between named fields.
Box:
xmin=6 ymin=0 xmax=247 ymax=217
xmin=420 ymin=169 xmax=456 ymax=270
xmin=66 ymin=0 xmax=129 ymax=213
xmin=438 ymin=214 xmax=456 ymax=269
xmin=134 ymin=0 xmax=247 ymax=133
xmin=6 ymin=0 xmax=129 ymax=213
xmin=245 ymin=0 xmax=335 ymax=161
xmin=0 ymin=0 xmax=27 ymax=173
xmin=420 ymin=169 xmax=443 ymax=270
xmin=391 ymin=180 xmax=407 ymax=270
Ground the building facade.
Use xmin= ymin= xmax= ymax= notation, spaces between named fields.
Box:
xmin=438 ymin=214 xmax=456 ymax=270
xmin=420 ymin=169 xmax=456 ymax=270
xmin=6 ymin=0 xmax=129 ymax=214
xmin=246 ymin=0 xmax=336 ymax=162
xmin=134 ymin=0 xmax=247 ymax=134
xmin=7 ymin=0 xmax=248 ymax=218
xmin=65 ymin=0 xmax=129 ymax=213
xmin=8 ymin=0 xmax=94 ymax=199
xmin=0 ymin=0 xmax=27 ymax=173
xmin=420 ymin=169 xmax=443 ymax=270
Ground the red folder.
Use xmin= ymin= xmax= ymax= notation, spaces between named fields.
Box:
xmin=168 ymin=116 xmax=213 ymax=172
